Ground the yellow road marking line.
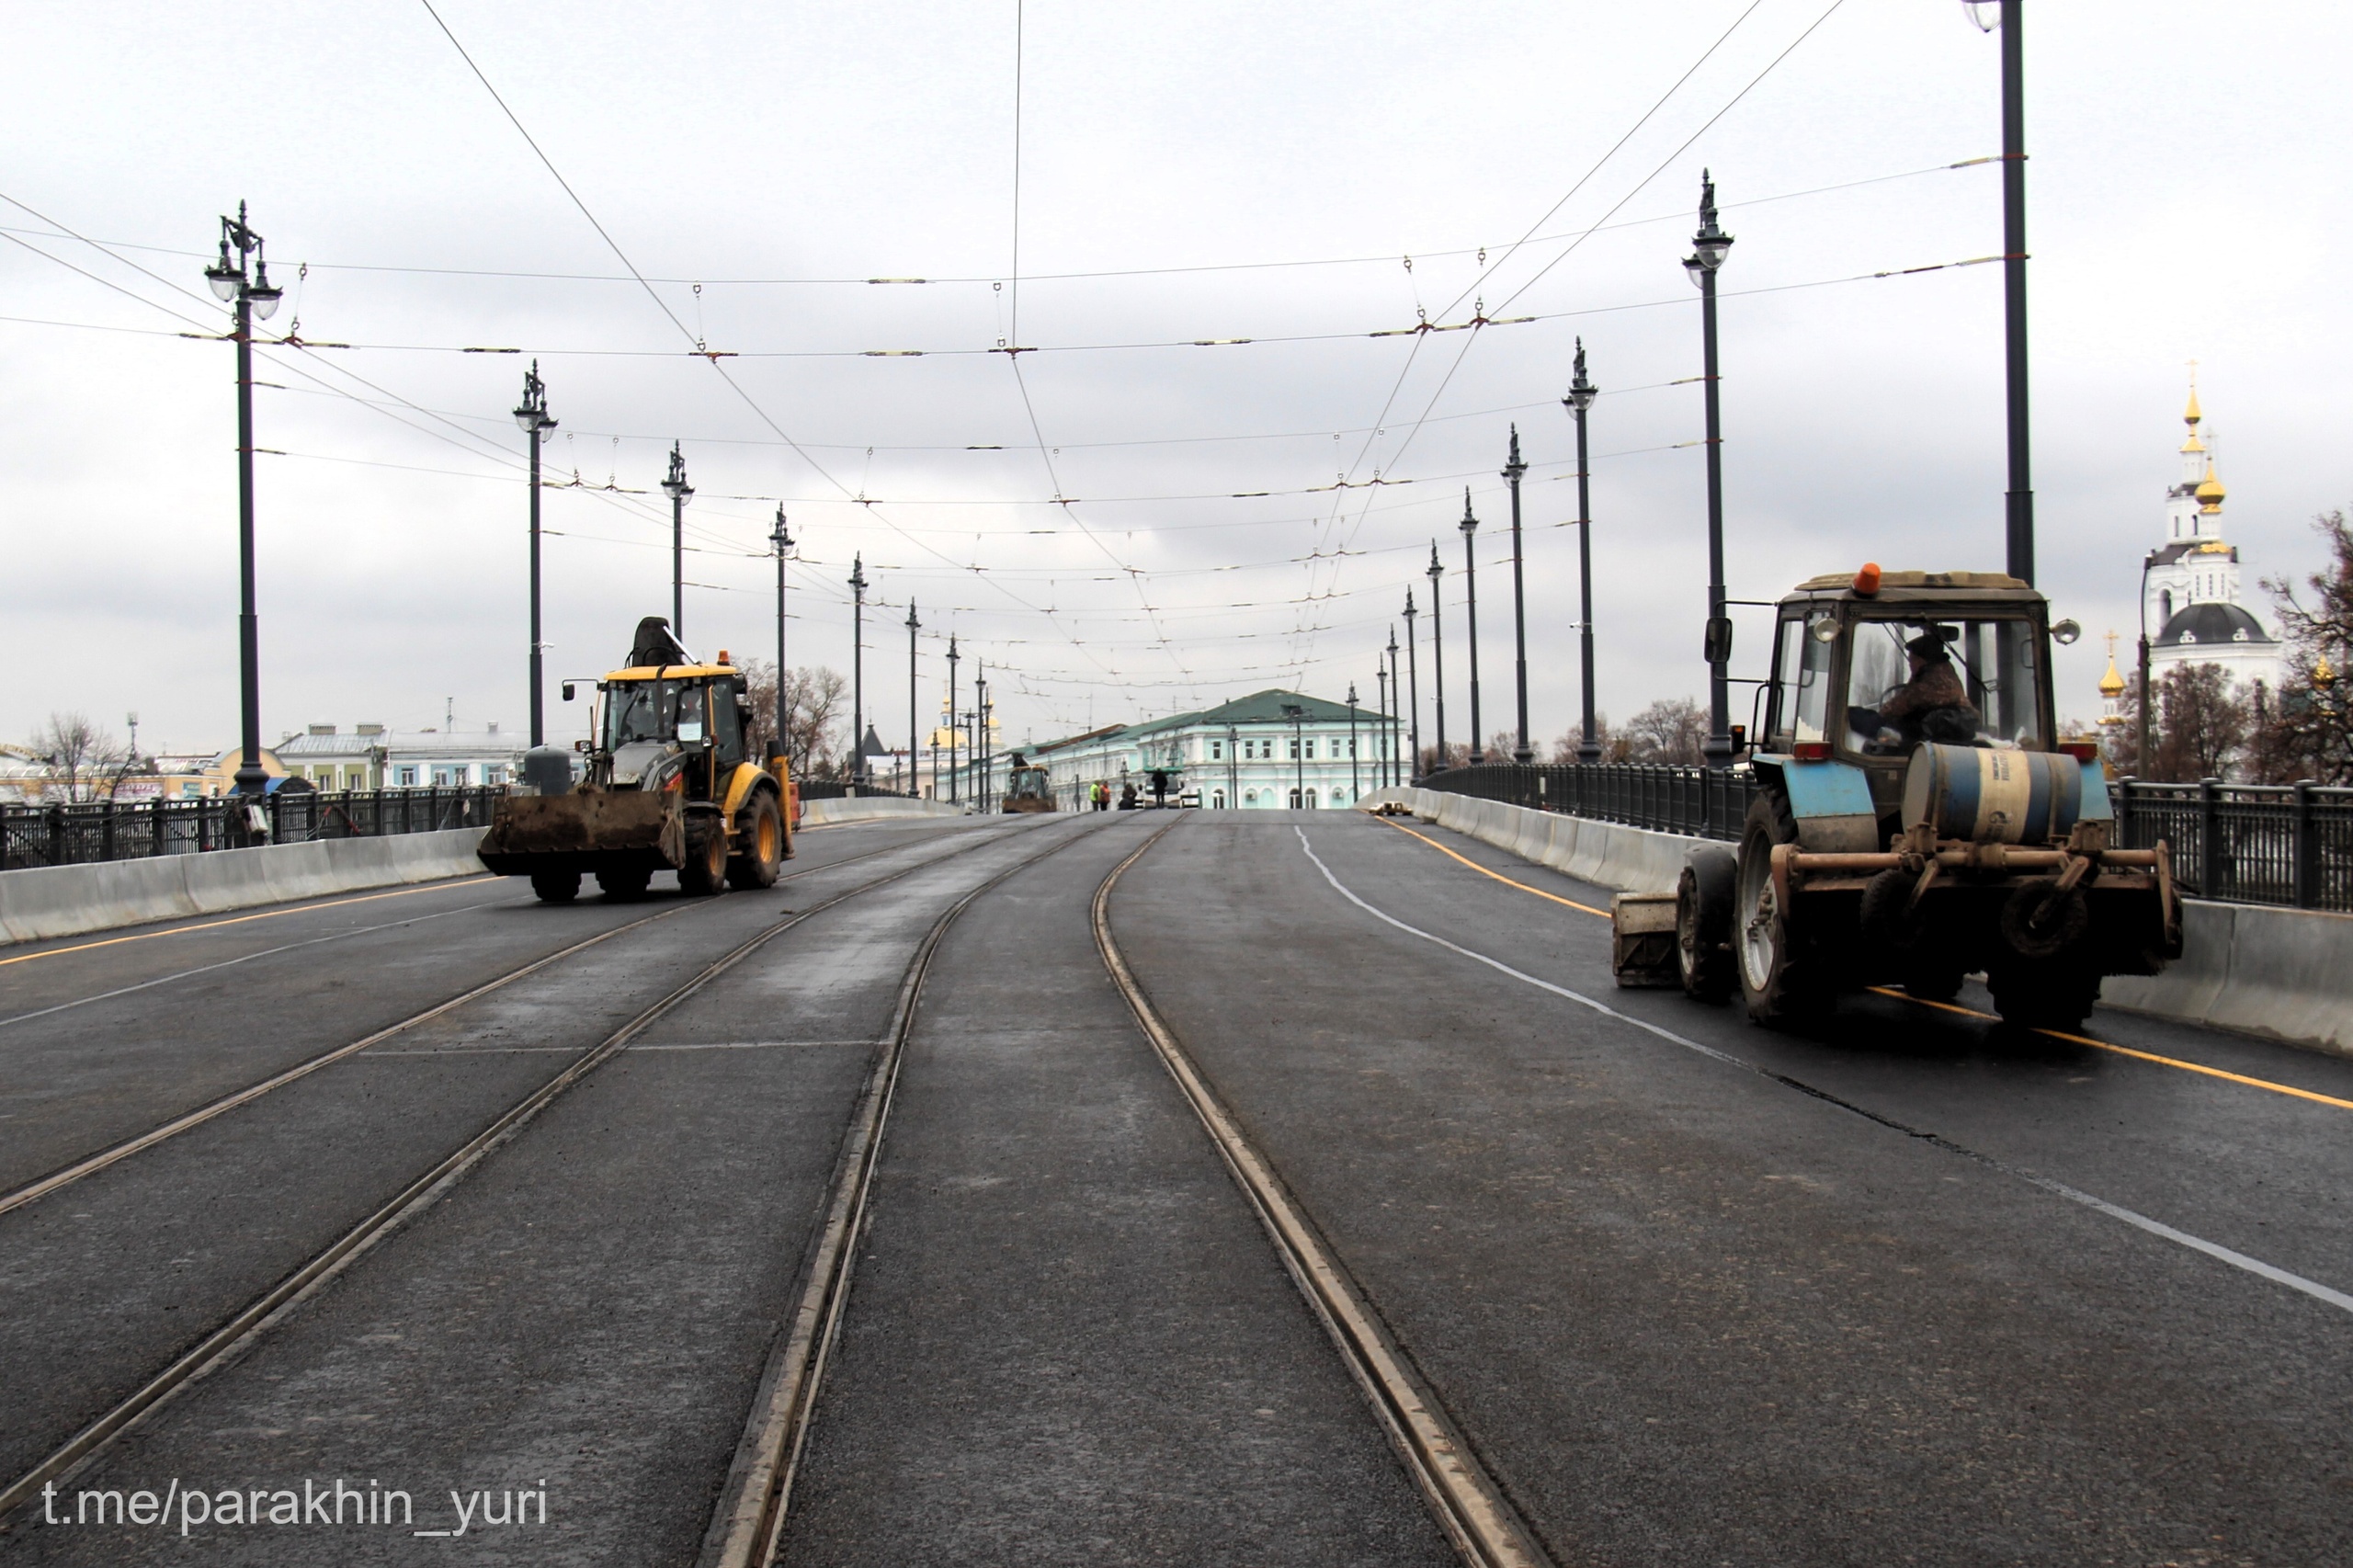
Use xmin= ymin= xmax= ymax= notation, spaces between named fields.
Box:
xmin=0 ymin=877 xmax=504 ymax=967
xmin=1373 ymin=814 xmax=1611 ymax=917
xmin=1374 ymin=812 xmax=2353 ymax=1118
xmin=1867 ymin=987 xmax=2353 ymax=1113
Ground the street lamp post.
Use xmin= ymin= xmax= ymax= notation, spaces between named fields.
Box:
xmin=769 ymin=508 xmax=791 ymax=762
xmin=1403 ymin=588 xmax=1421 ymax=779
xmin=1427 ymin=545 xmax=1447 ymax=768
xmin=1374 ymin=621 xmax=1392 ymax=781
xmin=1460 ymin=492 xmax=1484 ymax=764
xmin=1376 ymin=665 xmax=1391 ymax=788
xmin=202 ymin=202 xmax=285 ymax=799
xmin=2136 ymin=549 xmax=2158 ymax=768
xmin=1347 ymin=682 xmax=1361 ymax=800
xmin=945 ymin=635 xmax=960 ymax=802
xmin=1964 ymin=0 xmax=2035 ymax=583
xmin=1684 ymin=170 xmax=1736 ymax=768
xmin=976 ymin=665 xmax=992 ymax=806
xmin=661 ymin=442 xmax=694 ymax=641
xmin=847 ymin=555 xmax=868 ymax=785
xmin=512 ymin=361 xmax=558 ymax=747
xmin=1504 ymin=426 xmax=1533 ymax=763
xmin=1562 ymin=339 xmax=1602 ymax=764
xmin=905 ymin=600 xmax=920 ymax=796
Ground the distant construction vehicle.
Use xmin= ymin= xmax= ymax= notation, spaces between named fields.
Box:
xmin=478 ymin=618 xmax=792 ymax=903
xmin=1619 ymin=567 xmax=2180 ymax=1030
xmin=1000 ymin=756 xmax=1056 ymax=813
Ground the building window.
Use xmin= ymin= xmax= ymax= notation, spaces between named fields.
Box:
xmin=395 ymin=766 xmax=420 ymax=788
xmin=433 ymin=765 xmax=466 ymax=787
xmin=1211 ymin=740 xmax=1222 ymax=761
xmin=1211 ymin=789 xmax=1226 ymax=809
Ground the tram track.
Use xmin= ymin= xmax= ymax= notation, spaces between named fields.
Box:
xmin=0 ymin=816 xmax=1065 ymax=1525
xmin=0 ymin=824 xmax=1019 ymax=1223
xmin=699 ymin=810 xmax=1143 ymax=1568
xmin=1089 ymin=819 xmax=1554 ymax=1568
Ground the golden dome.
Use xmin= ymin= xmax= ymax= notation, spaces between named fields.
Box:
xmin=2098 ymin=654 xmax=2126 ymax=697
xmin=2196 ymin=458 xmax=2226 ymax=513
xmin=2184 ymin=384 xmax=2202 ymax=426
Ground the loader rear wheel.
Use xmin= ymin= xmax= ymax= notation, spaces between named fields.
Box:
xmin=597 ymin=866 xmax=652 ymax=901
xmin=727 ymin=791 xmax=785 ymax=891
xmin=1988 ymin=961 xmax=2100 ymax=1032
xmin=679 ymin=823 xmax=729 ymax=897
xmin=530 ymin=869 xmax=580 ymax=904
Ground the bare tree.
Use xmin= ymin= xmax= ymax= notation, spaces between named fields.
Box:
xmin=2255 ymin=508 xmax=2353 ymax=784
xmin=29 ymin=711 xmax=126 ymax=802
xmin=1619 ymin=698 xmax=1708 ymax=765
xmin=1548 ymin=713 xmax=1613 ymax=764
xmin=737 ymin=661 xmax=851 ymax=780
xmin=2143 ymin=664 xmax=2251 ymax=781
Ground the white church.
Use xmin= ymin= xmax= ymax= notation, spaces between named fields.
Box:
xmin=2099 ymin=380 xmax=2282 ymax=726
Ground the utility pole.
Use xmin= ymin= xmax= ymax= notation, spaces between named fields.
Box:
xmin=1376 ymin=665 xmax=1391 ymax=788
xmin=769 ymin=508 xmax=791 ymax=762
xmin=1504 ymin=426 xmax=1532 ymax=763
xmin=1684 ymin=171 xmax=1735 ymax=768
xmin=202 ymin=202 xmax=284 ymax=799
xmin=661 ymin=442 xmax=693 ymax=642
xmin=1403 ymin=588 xmax=1422 ymax=779
xmin=513 ymin=361 xmax=556 ymax=748
xmin=1427 ymin=544 xmax=1447 ymax=770
xmin=1563 ymin=339 xmax=1601 ymax=763
xmin=1461 ymin=492 xmax=1484 ymax=764
xmin=975 ymin=664 xmax=992 ymax=807
xmin=1965 ymin=0 xmax=2035 ymax=582
xmin=904 ymin=600 xmax=920 ymax=795
xmin=847 ymin=555 xmax=868 ymax=785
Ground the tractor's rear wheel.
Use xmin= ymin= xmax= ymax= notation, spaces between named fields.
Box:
xmin=1988 ymin=961 xmax=2101 ymax=1032
xmin=1735 ymin=793 xmax=1822 ymax=1025
xmin=679 ymin=822 xmax=729 ymax=897
xmin=597 ymin=865 xmax=652 ymax=901
xmin=529 ymin=869 xmax=581 ymax=903
xmin=727 ymin=791 xmax=785 ymax=891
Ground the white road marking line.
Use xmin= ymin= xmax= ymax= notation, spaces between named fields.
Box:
xmin=1297 ymin=826 xmax=2353 ymax=1320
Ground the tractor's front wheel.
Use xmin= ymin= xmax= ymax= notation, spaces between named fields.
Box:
xmin=529 ymin=869 xmax=581 ymax=903
xmin=1677 ymin=845 xmax=1737 ymax=1003
xmin=727 ymin=791 xmax=785 ymax=891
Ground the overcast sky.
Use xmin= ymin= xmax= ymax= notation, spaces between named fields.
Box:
xmin=5 ymin=1 xmax=2347 ymax=757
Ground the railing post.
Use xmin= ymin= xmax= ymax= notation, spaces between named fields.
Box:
xmin=2199 ymin=777 xmax=2221 ymax=900
xmin=2293 ymin=779 xmax=2317 ymax=910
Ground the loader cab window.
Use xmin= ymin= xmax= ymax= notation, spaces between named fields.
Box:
xmin=1843 ymin=616 xmax=2043 ymax=756
xmin=1769 ymin=614 xmax=1834 ymax=746
xmin=605 ymin=679 xmax=693 ymax=749
xmin=707 ymin=677 xmax=744 ymax=764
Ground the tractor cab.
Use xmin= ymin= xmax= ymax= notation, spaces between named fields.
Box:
xmin=1756 ymin=567 xmax=2075 ymax=837
xmin=596 ymin=663 xmax=751 ymax=800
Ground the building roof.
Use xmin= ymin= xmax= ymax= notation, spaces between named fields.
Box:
xmin=2158 ymin=601 xmax=2275 ymax=647
xmin=2152 ymin=538 xmax=2237 ymax=567
xmin=275 ymin=727 xmax=518 ymax=758
xmin=1188 ymin=688 xmax=1371 ymax=725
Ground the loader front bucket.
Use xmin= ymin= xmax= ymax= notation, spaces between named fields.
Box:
xmin=477 ymin=791 xmax=686 ymax=876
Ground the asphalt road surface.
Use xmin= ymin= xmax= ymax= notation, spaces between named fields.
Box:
xmin=2 ymin=806 xmax=2346 ymax=1566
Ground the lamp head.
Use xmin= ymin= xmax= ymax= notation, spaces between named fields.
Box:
xmin=1685 ymin=169 xmax=1733 ymax=285
xmin=1564 ymin=336 xmax=1597 ymax=412
xmin=1459 ymin=489 xmax=1478 ymax=536
xmin=660 ymin=441 xmax=693 ymax=503
xmin=245 ymin=256 xmax=283 ymax=319
xmin=1427 ymin=542 xmax=1442 ymax=580
xmin=205 ymin=236 xmax=242 ymax=301
xmin=1961 ymin=0 xmax=1999 ymax=32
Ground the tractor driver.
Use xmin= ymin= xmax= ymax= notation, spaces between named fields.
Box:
xmin=1846 ymin=626 xmax=1982 ymax=753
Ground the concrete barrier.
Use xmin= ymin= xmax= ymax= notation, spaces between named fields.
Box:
xmin=2104 ymin=901 xmax=2353 ymax=1058
xmin=799 ymin=796 xmax=970 ymax=829
xmin=1355 ymin=787 xmax=1687 ymax=895
xmin=0 ymin=827 xmax=491 ymax=946
xmin=1358 ymin=787 xmax=2353 ymax=1060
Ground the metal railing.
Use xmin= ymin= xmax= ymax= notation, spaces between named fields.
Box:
xmin=0 ymin=786 xmax=506 ymax=870
xmin=1414 ymin=764 xmax=2353 ymax=913
xmin=1417 ymin=764 xmax=1758 ymax=841
xmin=794 ymin=779 xmax=918 ymax=802
xmin=2112 ymin=778 xmax=2353 ymax=912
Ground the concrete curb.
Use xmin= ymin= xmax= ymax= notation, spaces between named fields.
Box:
xmin=0 ymin=828 xmax=491 ymax=946
xmin=799 ymin=796 xmax=969 ymax=828
xmin=1356 ymin=788 xmax=2353 ymax=1060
